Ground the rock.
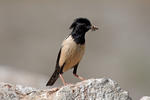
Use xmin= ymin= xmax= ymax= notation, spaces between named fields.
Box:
xmin=0 ymin=78 xmax=132 ymax=100
xmin=140 ymin=96 xmax=150 ymax=100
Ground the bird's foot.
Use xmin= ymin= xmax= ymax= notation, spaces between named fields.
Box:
xmin=73 ymin=74 xmax=85 ymax=81
xmin=64 ymin=83 xmax=72 ymax=86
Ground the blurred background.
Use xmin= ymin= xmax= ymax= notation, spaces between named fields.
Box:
xmin=0 ymin=0 xmax=150 ymax=99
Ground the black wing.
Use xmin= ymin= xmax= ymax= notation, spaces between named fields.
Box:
xmin=46 ymin=49 xmax=62 ymax=86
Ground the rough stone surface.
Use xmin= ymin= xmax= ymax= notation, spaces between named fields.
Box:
xmin=0 ymin=78 xmax=132 ymax=100
xmin=140 ymin=96 xmax=150 ymax=100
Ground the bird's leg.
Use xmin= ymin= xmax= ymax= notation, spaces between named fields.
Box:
xmin=59 ymin=74 xmax=67 ymax=86
xmin=73 ymin=64 xmax=85 ymax=81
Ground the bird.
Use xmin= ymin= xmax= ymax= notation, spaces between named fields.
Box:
xmin=46 ymin=18 xmax=98 ymax=86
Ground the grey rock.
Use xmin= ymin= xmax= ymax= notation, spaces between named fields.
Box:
xmin=0 ymin=78 xmax=132 ymax=100
xmin=140 ymin=96 xmax=150 ymax=100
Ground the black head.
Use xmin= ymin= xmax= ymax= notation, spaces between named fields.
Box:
xmin=70 ymin=18 xmax=92 ymax=33
xmin=69 ymin=18 xmax=98 ymax=44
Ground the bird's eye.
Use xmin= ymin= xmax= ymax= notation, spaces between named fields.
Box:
xmin=86 ymin=26 xmax=91 ymax=30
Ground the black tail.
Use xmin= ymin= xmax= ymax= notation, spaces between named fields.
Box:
xmin=46 ymin=68 xmax=60 ymax=86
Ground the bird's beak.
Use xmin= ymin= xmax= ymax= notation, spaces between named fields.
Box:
xmin=91 ymin=25 xmax=98 ymax=31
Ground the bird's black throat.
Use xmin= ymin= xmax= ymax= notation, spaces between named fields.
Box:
xmin=71 ymin=30 xmax=86 ymax=45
